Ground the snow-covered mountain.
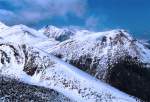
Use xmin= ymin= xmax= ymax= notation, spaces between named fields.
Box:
xmin=40 ymin=25 xmax=150 ymax=101
xmin=0 ymin=22 xmax=149 ymax=101
xmin=0 ymin=42 xmax=139 ymax=102
xmin=49 ymin=29 xmax=150 ymax=78
xmin=39 ymin=25 xmax=92 ymax=42
xmin=0 ymin=24 xmax=59 ymax=51
xmin=39 ymin=25 xmax=75 ymax=42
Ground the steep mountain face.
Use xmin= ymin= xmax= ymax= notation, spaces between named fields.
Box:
xmin=50 ymin=29 xmax=150 ymax=78
xmin=0 ymin=42 xmax=139 ymax=102
xmin=49 ymin=29 xmax=150 ymax=101
xmin=0 ymin=22 xmax=149 ymax=101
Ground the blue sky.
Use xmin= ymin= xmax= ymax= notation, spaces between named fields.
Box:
xmin=0 ymin=0 xmax=150 ymax=39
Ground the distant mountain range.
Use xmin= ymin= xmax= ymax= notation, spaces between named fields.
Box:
xmin=0 ymin=22 xmax=150 ymax=102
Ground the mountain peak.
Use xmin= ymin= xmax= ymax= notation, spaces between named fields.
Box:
xmin=106 ymin=29 xmax=132 ymax=39
xmin=72 ymin=29 xmax=134 ymax=46
xmin=39 ymin=25 xmax=75 ymax=42
xmin=102 ymin=29 xmax=134 ymax=45
xmin=51 ymin=28 xmax=150 ymax=72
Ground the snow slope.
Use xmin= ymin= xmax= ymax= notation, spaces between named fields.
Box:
xmin=49 ymin=29 xmax=150 ymax=79
xmin=0 ymin=42 xmax=139 ymax=102
xmin=0 ymin=24 xmax=59 ymax=51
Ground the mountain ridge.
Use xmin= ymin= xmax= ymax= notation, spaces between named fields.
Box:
xmin=0 ymin=21 xmax=149 ymax=101
xmin=0 ymin=42 xmax=139 ymax=102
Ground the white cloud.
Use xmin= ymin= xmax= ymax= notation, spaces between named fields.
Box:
xmin=0 ymin=9 xmax=18 ymax=23
xmin=0 ymin=9 xmax=15 ymax=16
xmin=0 ymin=0 xmax=87 ymax=25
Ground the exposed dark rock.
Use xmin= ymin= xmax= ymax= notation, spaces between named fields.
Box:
xmin=0 ymin=76 xmax=74 ymax=102
xmin=0 ymin=50 xmax=10 ymax=64
xmin=55 ymin=54 xmax=63 ymax=59
xmin=44 ymin=26 xmax=74 ymax=42
xmin=144 ymin=43 xmax=150 ymax=49
xmin=106 ymin=56 xmax=150 ymax=102
xmin=69 ymin=55 xmax=100 ymax=77
xmin=0 ymin=43 xmax=21 ymax=64
xmin=55 ymin=31 xmax=74 ymax=42
xmin=101 ymin=36 xmax=107 ymax=45
xmin=23 ymin=50 xmax=39 ymax=76
xmin=66 ymin=54 xmax=149 ymax=102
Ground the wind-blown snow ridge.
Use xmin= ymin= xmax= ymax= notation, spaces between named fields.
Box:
xmin=0 ymin=42 xmax=138 ymax=102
